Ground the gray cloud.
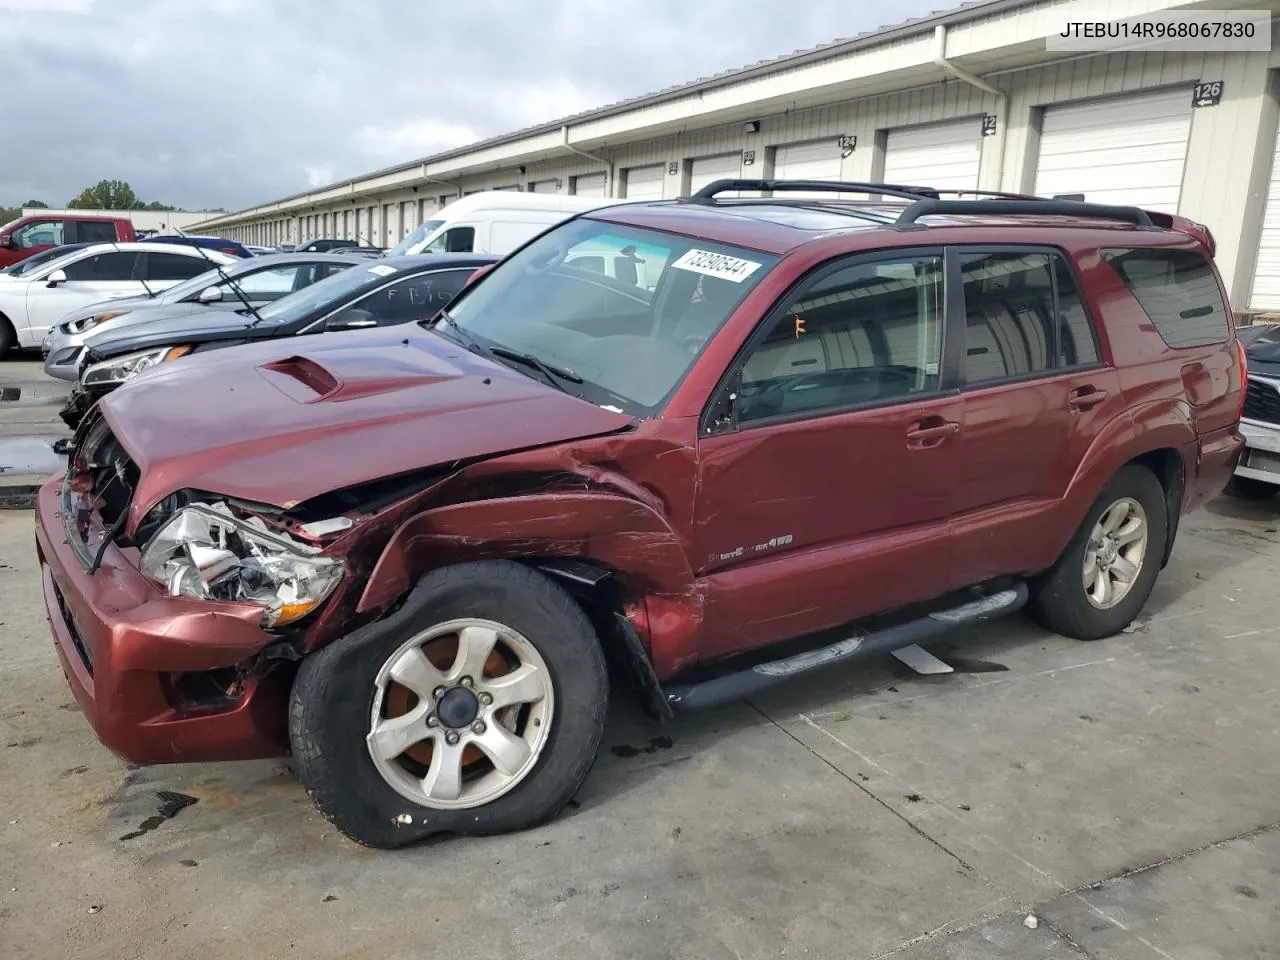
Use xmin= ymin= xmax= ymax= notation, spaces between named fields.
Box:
xmin=1 ymin=0 xmax=946 ymax=211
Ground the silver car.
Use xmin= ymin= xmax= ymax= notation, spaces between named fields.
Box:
xmin=42 ymin=252 xmax=363 ymax=380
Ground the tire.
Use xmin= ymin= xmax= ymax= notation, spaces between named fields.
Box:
xmin=1227 ymin=475 xmax=1279 ymax=500
xmin=289 ymin=560 xmax=609 ymax=849
xmin=1028 ymin=464 xmax=1168 ymax=641
xmin=0 ymin=315 xmax=14 ymax=361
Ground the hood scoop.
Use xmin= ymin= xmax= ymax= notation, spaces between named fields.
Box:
xmin=261 ymin=355 xmax=341 ymax=400
xmin=258 ymin=348 xmax=458 ymax=404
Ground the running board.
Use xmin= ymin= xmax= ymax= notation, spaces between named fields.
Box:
xmin=662 ymin=582 xmax=1028 ymax=712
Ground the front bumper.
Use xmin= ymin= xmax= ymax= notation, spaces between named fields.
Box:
xmin=42 ymin=327 xmax=87 ymax=381
xmin=1234 ymin=418 xmax=1280 ymax=486
xmin=34 ymin=477 xmax=290 ymax=764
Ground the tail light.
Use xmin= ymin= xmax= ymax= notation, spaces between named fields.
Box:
xmin=1235 ymin=339 xmax=1248 ymax=422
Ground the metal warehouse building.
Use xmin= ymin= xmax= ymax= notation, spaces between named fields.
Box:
xmin=195 ymin=0 xmax=1280 ymax=314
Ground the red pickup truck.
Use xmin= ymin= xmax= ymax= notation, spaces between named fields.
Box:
xmin=0 ymin=213 xmax=135 ymax=269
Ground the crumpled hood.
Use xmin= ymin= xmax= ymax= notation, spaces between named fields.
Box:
xmin=85 ymin=304 xmax=251 ymax=358
xmin=102 ymin=324 xmax=635 ymax=520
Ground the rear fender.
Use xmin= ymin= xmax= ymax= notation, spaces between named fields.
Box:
xmin=1045 ymin=400 xmax=1194 ymax=568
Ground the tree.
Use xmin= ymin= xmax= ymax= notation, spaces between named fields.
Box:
xmin=23 ymin=199 xmax=48 ymax=208
xmin=67 ymin=179 xmax=140 ymax=210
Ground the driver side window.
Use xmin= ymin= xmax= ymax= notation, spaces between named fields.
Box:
xmin=425 ymin=226 xmax=475 ymax=253
xmin=14 ymin=220 xmax=64 ymax=249
xmin=738 ymin=255 xmax=944 ymax=423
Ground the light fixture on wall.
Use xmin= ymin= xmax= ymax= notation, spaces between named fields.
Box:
xmin=744 ymin=120 xmax=760 ymax=134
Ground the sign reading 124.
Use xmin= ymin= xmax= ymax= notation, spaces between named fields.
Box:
xmin=1192 ymin=81 xmax=1223 ymax=108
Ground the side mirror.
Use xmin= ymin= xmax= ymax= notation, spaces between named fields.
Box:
xmin=196 ymin=286 xmax=223 ymax=304
xmin=325 ymin=308 xmax=378 ymax=331
xmin=0 ymin=235 xmax=14 ymax=250
xmin=45 ymin=268 xmax=67 ymax=288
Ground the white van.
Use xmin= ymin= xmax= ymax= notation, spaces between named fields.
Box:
xmin=387 ymin=192 xmax=620 ymax=257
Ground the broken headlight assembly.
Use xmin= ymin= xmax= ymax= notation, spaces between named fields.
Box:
xmin=81 ymin=344 xmax=193 ymax=387
xmin=138 ymin=502 xmax=344 ymax=627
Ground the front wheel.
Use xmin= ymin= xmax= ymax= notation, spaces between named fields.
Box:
xmin=289 ymin=560 xmax=609 ymax=848
xmin=1028 ymin=464 xmax=1168 ymax=641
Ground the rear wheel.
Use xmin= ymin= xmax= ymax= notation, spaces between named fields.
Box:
xmin=1028 ymin=464 xmax=1167 ymax=641
xmin=289 ymin=560 xmax=608 ymax=848
xmin=1227 ymin=475 xmax=1279 ymax=500
xmin=0 ymin=314 xmax=14 ymax=361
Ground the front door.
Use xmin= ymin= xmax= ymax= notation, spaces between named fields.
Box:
xmin=691 ymin=250 xmax=963 ymax=661
xmin=22 ymin=250 xmax=143 ymax=345
xmin=948 ymin=248 xmax=1123 ymax=581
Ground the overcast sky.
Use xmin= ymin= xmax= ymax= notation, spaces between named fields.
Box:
xmin=2 ymin=0 xmax=947 ymax=213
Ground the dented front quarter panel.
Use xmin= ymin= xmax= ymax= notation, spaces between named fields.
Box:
xmin=348 ymin=420 xmax=705 ymax=679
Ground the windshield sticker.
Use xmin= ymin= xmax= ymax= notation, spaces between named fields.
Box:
xmin=367 ymin=264 xmax=396 ymax=276
xmin=670 ymin=249 xmax=762 ymax=283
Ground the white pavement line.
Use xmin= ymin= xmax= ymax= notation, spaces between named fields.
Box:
xmin=1073 ymin=896 xmax=1181 ymax=960
xmin=798 ymin=713 xmax=1066 ymax=892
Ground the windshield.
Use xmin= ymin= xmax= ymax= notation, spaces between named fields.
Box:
xmin=441 ymin=218 xmax=778 ymax=415
xmin=253 ymin=260 xmax=402 ymax=324
xmin=3 ymin=244 xmax=84 ymax=276
xmin=387 ymin=219 xmax=445 ymax=256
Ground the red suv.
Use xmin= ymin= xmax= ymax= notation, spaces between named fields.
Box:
xmin=0 ymin=213 xmax=135 ymax=268
xmin=35 ymin=181 xmax=1244 ymax=848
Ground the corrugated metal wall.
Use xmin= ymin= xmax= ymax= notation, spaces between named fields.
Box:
xmin=216 ymin=35 xmax=1280 ymax=305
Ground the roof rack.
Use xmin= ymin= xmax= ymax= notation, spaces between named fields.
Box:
xmin=689 ymin=179 xmax=941 ymax=202
xmin=895 ymin=198 xmax=1155 ymax=228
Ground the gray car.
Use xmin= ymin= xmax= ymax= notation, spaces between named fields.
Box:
xmin=41 ymin=252 xmax=363 ymax=380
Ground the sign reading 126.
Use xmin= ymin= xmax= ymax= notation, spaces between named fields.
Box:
xmin=1192 ymin=81 xmax=1223 ymax=108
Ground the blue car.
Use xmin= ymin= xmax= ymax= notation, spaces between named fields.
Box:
xmin=144 ymin=234 xmax=252 ymax=259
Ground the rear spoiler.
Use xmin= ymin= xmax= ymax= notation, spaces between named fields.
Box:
xmin=1145 ymin=211 xmax=1215 ymax=258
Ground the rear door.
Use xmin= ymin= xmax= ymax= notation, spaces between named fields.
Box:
xmin=691 ymin=249 xmax=963 ymax=660
xmin=140 ymin=251 xmax=211 ymax=292
xmin=948 ymin=247 xmax=1122 ymax=582
xmin=22 ymin=250 xmax=143 ymax=342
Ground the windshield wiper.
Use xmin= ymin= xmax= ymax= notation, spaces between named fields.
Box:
xmin=432 ymin=310 xmax=486 ymax=353
xmin=488 ymin=345 xmax=584 ymax=390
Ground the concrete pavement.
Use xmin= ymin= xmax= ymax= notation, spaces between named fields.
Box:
xmin=1 ymin=490 xmax=1277 ymax=959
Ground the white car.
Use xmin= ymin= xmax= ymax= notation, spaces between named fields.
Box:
xmin=0 ymin=242 xmax=237 ymax=359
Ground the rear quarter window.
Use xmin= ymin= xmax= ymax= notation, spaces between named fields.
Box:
xmin=1102 ymin=248 xmax=1229 ymax=348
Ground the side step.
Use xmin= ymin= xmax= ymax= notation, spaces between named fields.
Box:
xmin=663 ymin=582 xmax=1028 ymax=712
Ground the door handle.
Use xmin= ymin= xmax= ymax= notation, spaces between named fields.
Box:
xmin=1068 ymin=386 xmax=1109 ymax=411
xmin=905 ymin=418 xmax=959 ymax=448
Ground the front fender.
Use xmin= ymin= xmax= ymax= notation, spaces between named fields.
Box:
xmin=356 ymin=492 xmax=696 ymax=615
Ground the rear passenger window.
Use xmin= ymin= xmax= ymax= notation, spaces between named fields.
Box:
xmin=738 ymin=255 xmax=943 ymax=422
xmin=960 ymin=251 xmax=1099 ymax=384
xmin=76 ymin=221 xmax=118 ymax=243
xmin=1103 ymin=248 xmax=1228 ymax=348
xmin=146 ymin=252 xmax=207 ymax=281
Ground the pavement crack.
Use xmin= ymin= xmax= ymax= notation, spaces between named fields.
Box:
xmin=1078 ymin=818 xmax=1280 ymax=892
xmin=748 ymin=701 xmax=981 ymax=877
xmin=1038 ymin=915 xmax=1103 ymax=959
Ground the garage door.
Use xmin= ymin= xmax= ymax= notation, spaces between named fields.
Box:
xmin=773 ymin=141 xmax=842 ymax=197
xmin=883 ymin=119 xmax=981 ymax=191
xmin=573 ymin=173 xmax=607 ymax=197
xmin=624 ymin=164 xmax=665 ymax=200
xmin=689 ymin=154 xmax=742 ymax=196
xmin=1250 ymin=126 xmax=1280 ymax=309
xmin=530 ymin=179 xmax=558 ymax=194
xmin=1034 ymin=88 xmax=1191 ymax=213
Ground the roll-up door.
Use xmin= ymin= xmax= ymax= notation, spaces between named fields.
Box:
xmin=773 ymin=141 xmax=842 ymax=197
xmin=689 ymin=154 xmax=742 ymax=196
xmin=573 ymin=173 xmax=607 ymax=197
xmin=624 ymin=165 xmax=665 ymax=200
xmin=1034 ymin=88 xmax=1191 ymax=212
xmin=883 ymin=118 xmax=981 ymax=192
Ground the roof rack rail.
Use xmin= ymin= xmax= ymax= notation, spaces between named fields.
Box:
xmin=895 ymin=198 xmax=1155 ymax=228
xmin=689 ymin=179 xmax=941 ymax=202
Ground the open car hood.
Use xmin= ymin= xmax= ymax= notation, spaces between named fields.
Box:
xmin=102 ymin=324 xmax=635 ymax=518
